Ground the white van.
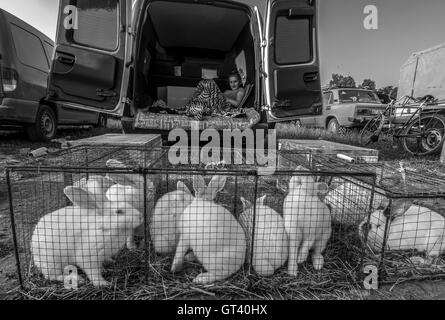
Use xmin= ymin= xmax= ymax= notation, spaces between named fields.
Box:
xmin=46 ymin=0 xmax=322 ymax=133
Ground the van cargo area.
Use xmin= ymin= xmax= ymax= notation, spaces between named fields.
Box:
xmin=131 ymin=0 xmax=260 ymax=131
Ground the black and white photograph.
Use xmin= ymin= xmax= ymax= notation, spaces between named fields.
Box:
xmin=0 ymin=0 xmax=445 ymax=305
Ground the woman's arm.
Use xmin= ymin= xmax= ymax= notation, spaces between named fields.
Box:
xmin=226 ymin=89 xmax=246 ymax=107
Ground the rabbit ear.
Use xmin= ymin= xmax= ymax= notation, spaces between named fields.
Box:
xmin=240 ymin=197 xmax=252 ymax=210
xmin=257 ymin=195 xmax=267 ymax=206
xmin=177 ymin=181 xmax=192 ymax=195
xmin=193 ymin=175 xmax=207 ymax=198
xmin=205 ymin=175 xmax=227 ymax=200
xmin=289 ymin=176 xmax=302 ymax=190
xmin=301 ymin=174 xmax=316 ymax=185
xmin=64 ymin=186 xmax=107 ymax=210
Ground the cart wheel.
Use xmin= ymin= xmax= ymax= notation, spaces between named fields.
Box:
xmin=401 ymin=114 xmax=445 ymax=156
xmin=359 ymin=116 xmax=384 ymax=146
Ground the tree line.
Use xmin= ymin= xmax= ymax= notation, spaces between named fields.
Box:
xmin=327 ymin=73 xmax=398 ymax=100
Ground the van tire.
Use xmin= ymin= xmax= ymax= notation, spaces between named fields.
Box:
xmin=26 ymin=105 xmax=57 ymax=141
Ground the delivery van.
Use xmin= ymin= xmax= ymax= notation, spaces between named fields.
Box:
xmin=46 ymin=0 xmax=322 ymax=133
xmin=0 ymin=9 xmax=108 ymax=141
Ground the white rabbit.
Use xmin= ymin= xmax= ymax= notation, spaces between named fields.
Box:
xmin=106 ymin=173 xmax=156 ymax=250
xmin=150 ymin=181 xmax=194 ymax=255
xmin=105 ymin=159 xmax=156 ymax=213
xmin=31 ymin=187 xmax=142 ymax=287
xmin=171 ymin=175 xmax=246 ymax=284
xmin=72 ymin=175 xmax=114 ymax=205
xmin=359 ymin=204 xmax=445 ymax=257
xmin=239 ymin=195 xmax=289 ymax=276
xmin=283 ymin=169 xmax=332 ymax=276
xmin=105 ymin=175 xmax=156 ymax=212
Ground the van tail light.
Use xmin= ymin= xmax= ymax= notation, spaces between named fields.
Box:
xmin=2 ymin=68 xmax=18 ymax=92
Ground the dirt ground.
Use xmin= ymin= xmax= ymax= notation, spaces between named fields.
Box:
xmin=1 ymin=125 xmax=445 ymax=300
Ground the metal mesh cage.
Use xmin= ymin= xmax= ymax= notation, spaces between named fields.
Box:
xmin=9 ymin=145 xmax=431 ymax=298
xmin=280 ymin=151 xmax=445 ymax=284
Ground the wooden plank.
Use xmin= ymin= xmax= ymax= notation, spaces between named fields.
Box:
xmin=278 ymin=139 xmax=379 ymax=163
xmin=69 ymin=134 xmax=162 ymax=148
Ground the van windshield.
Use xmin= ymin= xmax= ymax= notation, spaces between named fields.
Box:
xmin=339 ymin=90 xmax=380 ymax=103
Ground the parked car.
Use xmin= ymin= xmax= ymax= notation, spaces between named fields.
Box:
xmin=295 ymin=88 xmax=387 ymax=134
xmin=43 ymin=0 xmax=323 ymax=133
xmin=0 ymin=9 xmax=107 ymax=141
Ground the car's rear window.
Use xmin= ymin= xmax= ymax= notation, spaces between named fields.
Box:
xmin=10 ymin=23 xmax=49 ymax=71
xmin=71 ymin=0 xmax=119 ymax=51
xmin=339 ymin=90 xmax=381 ymax=103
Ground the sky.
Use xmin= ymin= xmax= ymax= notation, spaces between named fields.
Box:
xmin=1 ymin=0 xmax=445 ymax=88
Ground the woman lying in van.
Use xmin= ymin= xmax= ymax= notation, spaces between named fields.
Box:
xmin=184 ymin=72 xmax=246 ymax=121
xmin=149 ymin=72 xmax=246 ymax=120
xmin=223 ymin=72 xmax=246 ymax=107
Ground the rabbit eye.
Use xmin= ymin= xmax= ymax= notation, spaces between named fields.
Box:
xmin=116 ymin=209 xmax=125 ymax=216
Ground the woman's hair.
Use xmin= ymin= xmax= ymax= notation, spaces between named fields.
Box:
xmin=228 ymin=71 xmax=243 ymax=89
xmin=228 ymin=71 xmax=242 ymax=82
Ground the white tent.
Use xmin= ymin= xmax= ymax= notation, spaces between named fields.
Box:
xmin=398 ymin=43 xmax=445 ymax=101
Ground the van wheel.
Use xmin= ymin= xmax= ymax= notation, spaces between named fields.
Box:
xmin=26 ymin=105 xmax=57 ymax=141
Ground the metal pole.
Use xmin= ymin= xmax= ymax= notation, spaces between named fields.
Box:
xmin=6 ymin=169 xmax=24 ymax=289
xmin=410 ymin=56 xmax=419 ymax=98
xmin=360 ymin=174 xmax=377 ymax=286
xmin=378 ymin=199 xmax=393 ymax=282
xmin=249 ymin=173 xmax=259 ymax=275
xmin=143 ymin=170 xmax=150 ymax=283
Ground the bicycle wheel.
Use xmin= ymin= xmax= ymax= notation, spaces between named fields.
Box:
xmin=401 ymin=114 xmax=445 ymax=156
xmin=359 ymin=116 xmax=384 ymax=146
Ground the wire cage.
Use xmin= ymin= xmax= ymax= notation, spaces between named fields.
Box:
xmin=280 ymin=150 xmax=445 ymax=284
xmin=5 ymin=146 xmax=379 ymax=298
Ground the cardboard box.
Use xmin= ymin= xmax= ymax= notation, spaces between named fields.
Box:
xmin=202 ymin=67 xmax=218 ymax=80
xmin=158 ymin=86 xmax=196 ymax=109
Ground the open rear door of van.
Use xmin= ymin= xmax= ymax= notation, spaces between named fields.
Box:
xmin=47 ymin=0 xmax=132 ymax=116
xmin=263 ymin=0 xmax=322 ymax=122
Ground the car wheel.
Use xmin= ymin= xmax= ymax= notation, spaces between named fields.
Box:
xmin=95 ymin=113 xmax=108 ymax=128
xmin=26 ymin=105 xmax=57 ymax=141
xmin=327 ymin=118 xmax=345 ymax=135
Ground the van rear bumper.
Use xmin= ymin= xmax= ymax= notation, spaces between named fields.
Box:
xmin=0 ymin=98 xmax=39 ymax=124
